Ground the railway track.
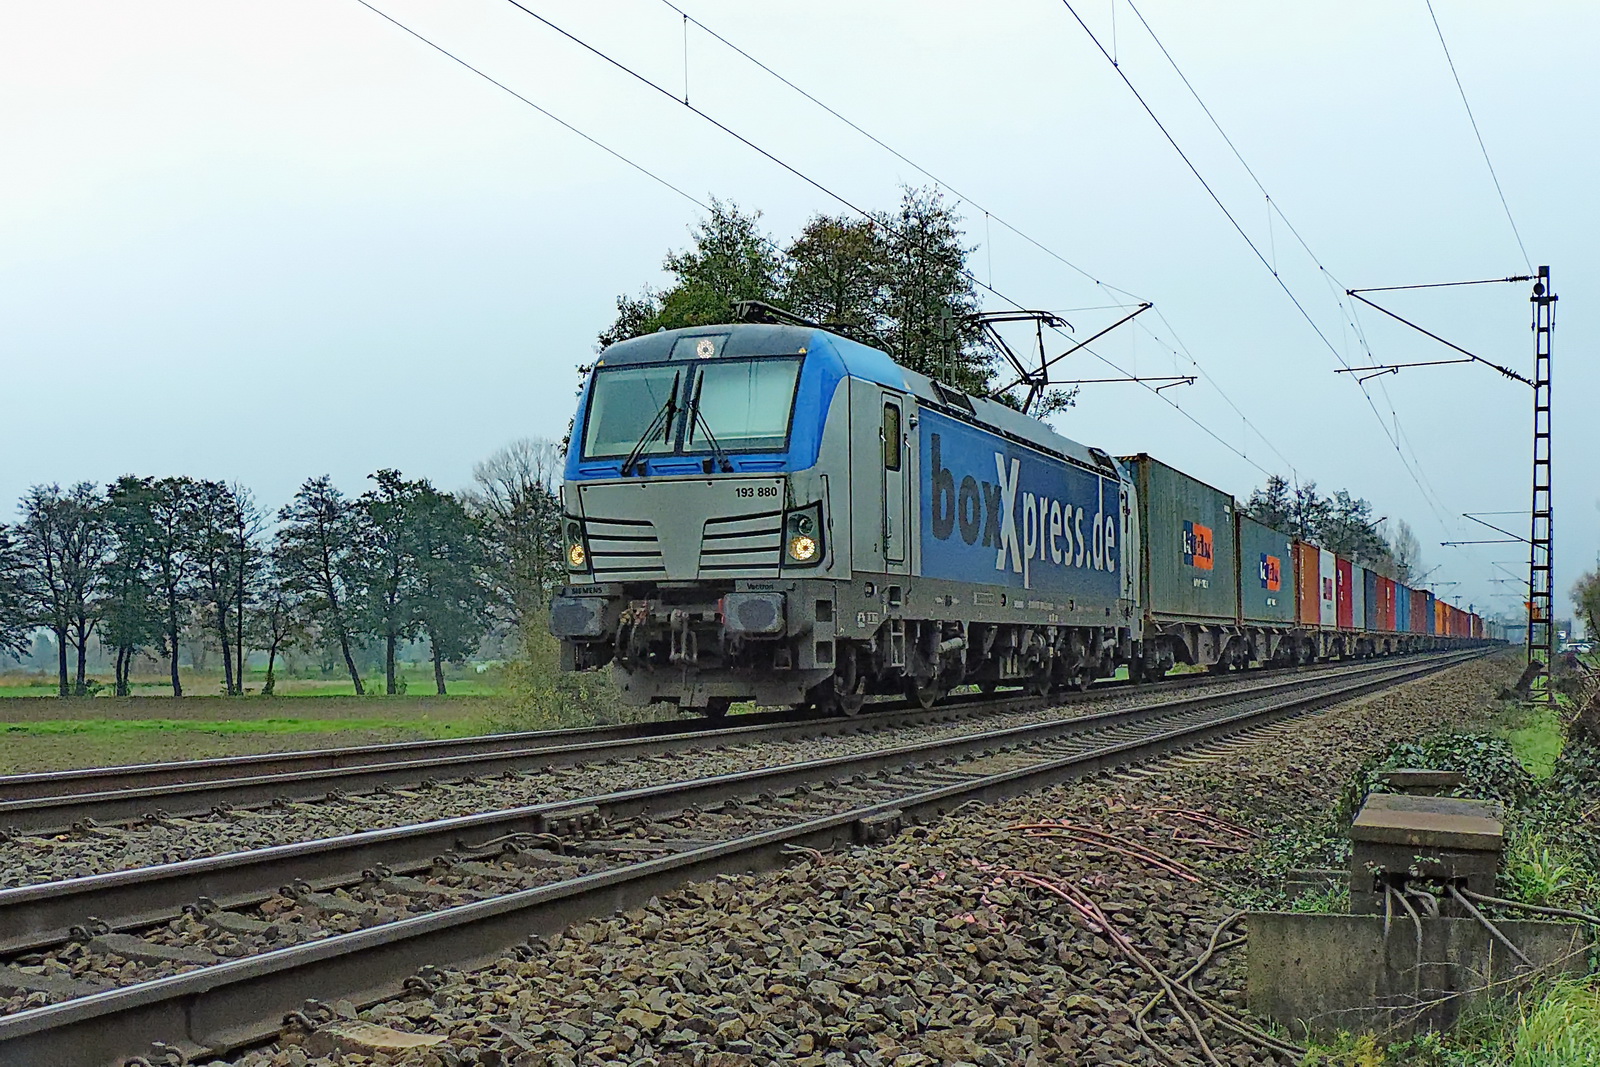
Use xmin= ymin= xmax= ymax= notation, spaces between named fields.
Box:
xmin=0 ymin=650 xmax=1483 ymax=1066
xmin=0 ymin=654 xmax=1445 ymax=835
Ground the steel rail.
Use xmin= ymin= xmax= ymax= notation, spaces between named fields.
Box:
xmin=0 ymin=653 xmax=1441 ymax=803
xmin=0 ymin=655 xmax=1450 ymax=834
xmin=0 ymin=653 xmax=1460 ymax=956
xmin=0 ymin=651 xmax=1483 ymax=1066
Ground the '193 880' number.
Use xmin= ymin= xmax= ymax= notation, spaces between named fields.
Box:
xmin=736 ymin=486 xmax=779 ymax=498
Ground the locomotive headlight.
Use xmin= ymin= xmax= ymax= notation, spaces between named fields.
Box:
xmin=565 ymin=521 xmax=587 ymax=569
xmin=787 ymin=534 xmax=818 ymax=562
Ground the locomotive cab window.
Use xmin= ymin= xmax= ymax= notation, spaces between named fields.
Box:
xmin=581 ymin=355 xmax=803 ymax=461
xmin=882 ymin=402 xmax=901 ymax=470
xmin=685 ymin=357 xmax=802 ymax=454
xmin=581 ymin=364 xmax=683 ymax=459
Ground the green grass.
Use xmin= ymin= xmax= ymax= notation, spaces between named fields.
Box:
xmin=1506 ymin=704 xmax=1564 ymax=779
xmin=0 ymin=717 xmax=476 ymax=738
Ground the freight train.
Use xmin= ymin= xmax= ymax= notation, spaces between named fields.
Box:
xmin=550 ymin=322 xmax=1487 ymax=716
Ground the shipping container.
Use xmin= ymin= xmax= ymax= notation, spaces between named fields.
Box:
xmin=1237 ymin=514 xmax=1294 ymax=624
xmin=1336 ymin=558 xmax=1354 ymax=629
xmin=1422 ymin=591 xmax=1436 ymax=636
xmin=1364 ymin=568 xmax=1379 ymax=631
xmin=1318 ymin=549 xmax=1337 ymax=628
xmin=1293 ymin=541 xmax=1321 ymax=626
xmin=1411 ymin=589 xmax=1429 ymax=634
xmin=1351 ymin=565 xmax=1367 ymax=633
xmin=1122 ymin=455 xmax=1239 ymax=624
xmin=1435 ymin=599 xmax=1446 ymax=636
xmin=1397 ymin=585 xmax=1413 ymax=634
xmin=1376 ymin=575 xmax=1396 ymax=631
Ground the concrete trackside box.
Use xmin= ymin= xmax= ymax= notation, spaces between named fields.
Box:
xmin=1237 ymin=514 xmax=1294 ymax=624
xmin=1120 ymin=454 xmax=1238 ymax=624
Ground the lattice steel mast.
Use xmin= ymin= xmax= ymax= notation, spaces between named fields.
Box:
xmin=1528 ymin=267 xmax=1556 ymax=694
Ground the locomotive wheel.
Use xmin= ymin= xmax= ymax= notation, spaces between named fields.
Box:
xmin=814 ymin=652 xmax=866 ymax=717
xmin=906 ymin=678 xmax=941 ymax=709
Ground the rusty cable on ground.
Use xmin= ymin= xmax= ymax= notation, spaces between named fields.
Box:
xmin=1007 ymin=821 xmax=1204 ymax=883
xmin=1135 ymin=911 xmax=1246 ymax=1065
xmin=1149 ymin=807 xmax=1261 ymax=839
xmin=980 ymin=860 xmax=1308 ymax=1063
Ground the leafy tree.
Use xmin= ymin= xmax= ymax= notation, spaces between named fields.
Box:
xmin=0 ymin=524 xmax=29 ymax=660
xmin=597 ymin=199 xmax=785 ymax=348
xmin=875 ymin=186 xmax=994 ymax=394
xmin=250 ymin=557 xmax=305 ymax=697
xmin=783 ymin=214 xmax=888 ymax=338
xmin=102 ymin=477 xmax=167 ymax=696
xmin=408 ymin=484 xmax=490 ymax=694
xmin=16 ymin=483 xmax=108 ymax=696
xmin=276 ymin=476 xmax=366 ymax=695
xmin=462 ymin=439 xmax=565 ymax=628
xmin=1573 ymin=571 xmax=1600 ymax=641
xmin=357 ymin=469 xmax=426 ymax=696
xmin=147 ymin=477 xmax=200 ymax=696
xmin=190 ymin=481 xmax=263 ymax=695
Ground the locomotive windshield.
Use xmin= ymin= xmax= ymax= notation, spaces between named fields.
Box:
xmin=685 ymin=358 xmax=801 ymax=452
xmin=581 ymin=356 xmax=802 ymax=461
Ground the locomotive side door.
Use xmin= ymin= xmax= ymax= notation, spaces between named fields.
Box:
xmin=881 ymin=394 xmax=908 ymax=571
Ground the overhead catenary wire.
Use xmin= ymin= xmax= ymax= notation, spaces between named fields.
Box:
xmin=350 ymin=0 xmax=709 ymax=212
xmin=1062 ymin=0 xmax=1459 ymax=531
xmin=650 ymin=0 xmax=1297 ymax=477
xmin=1424 ymin=1 xmax=1532 ymax=273
xmin=488 ymin=0 xmax=1279 ymax=476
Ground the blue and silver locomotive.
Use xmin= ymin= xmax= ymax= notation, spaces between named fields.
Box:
xmin=550 ymin=323 xmax=1139 ymax=715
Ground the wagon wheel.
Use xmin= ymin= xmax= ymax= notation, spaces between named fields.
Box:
xmin=905 ymin=677 xmax=941 ymax=709
xmin=1026 ymin=660 xmax=1052 ymax=697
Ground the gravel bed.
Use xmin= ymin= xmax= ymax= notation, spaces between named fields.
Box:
xmin=0 ymin=667 xmax=1367 ymax=888
xmin=183 ymin=651 xmax=1519 ymax=1067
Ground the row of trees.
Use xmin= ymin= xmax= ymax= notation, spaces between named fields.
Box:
xmin=0 ymin=440 xmax=566 ymax=697
xmin=597 ymin=187 xmax=1072 ymax=410
xmin=1243 ymin=475 xmax=1423 ymax=581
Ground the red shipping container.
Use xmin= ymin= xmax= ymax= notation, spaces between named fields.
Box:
xmin=1376 ymin=576 xmax=1396 ymax=631
xmin=1410 ymin=591 xmax=1428 ymax=634
xmin=1336 ymin=558 xmax=1354 ymax=629
xmin=1292 ymin=542 xmax=1321 ymax=626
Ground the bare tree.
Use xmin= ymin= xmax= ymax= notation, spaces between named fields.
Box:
xmin=0 ymin=524 xmax=30 ymax=660
xmin=1390 ymin=520 xmax=1423 ymax=584
xmin=462 ymin=439 xmax=565 ymax=628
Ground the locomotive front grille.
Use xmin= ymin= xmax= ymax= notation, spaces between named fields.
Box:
xmin=584 ymin=516 xmax=667 ymax=579
xmin=698 ymin=509 xmax=785 ymax=575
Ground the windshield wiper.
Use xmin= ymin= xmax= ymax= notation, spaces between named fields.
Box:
xmin=619 ymin=371 xmax=680 ymax=477
xmin=687 ymin=373 xmax=734 ymax=473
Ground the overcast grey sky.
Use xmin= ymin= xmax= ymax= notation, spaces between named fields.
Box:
xmin=2 ymin=1 xmax=1594 ymax=622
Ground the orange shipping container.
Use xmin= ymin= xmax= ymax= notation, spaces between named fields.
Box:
xmin=1292 ymin=541 xmax=1321 ymax=626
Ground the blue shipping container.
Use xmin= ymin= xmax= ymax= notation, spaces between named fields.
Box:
xmin=1397 ymin=585 xmax=1413 ymax=634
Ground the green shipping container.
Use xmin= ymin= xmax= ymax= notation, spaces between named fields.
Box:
xmin=1119 ymin=454 xmax=1239 ymax=624
xmin=1237 ymin=514 xmax=1294 ymax=623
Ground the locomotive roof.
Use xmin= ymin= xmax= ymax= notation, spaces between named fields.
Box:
xmin=597 ymin=323 xmax=1119 ymax=477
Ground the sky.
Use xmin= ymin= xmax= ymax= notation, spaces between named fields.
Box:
xmin=2 ymin=1 xmax=1595 ymax=625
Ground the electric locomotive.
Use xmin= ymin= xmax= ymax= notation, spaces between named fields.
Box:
xmin=550 ymin=322 xmax=1139 ymax=716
